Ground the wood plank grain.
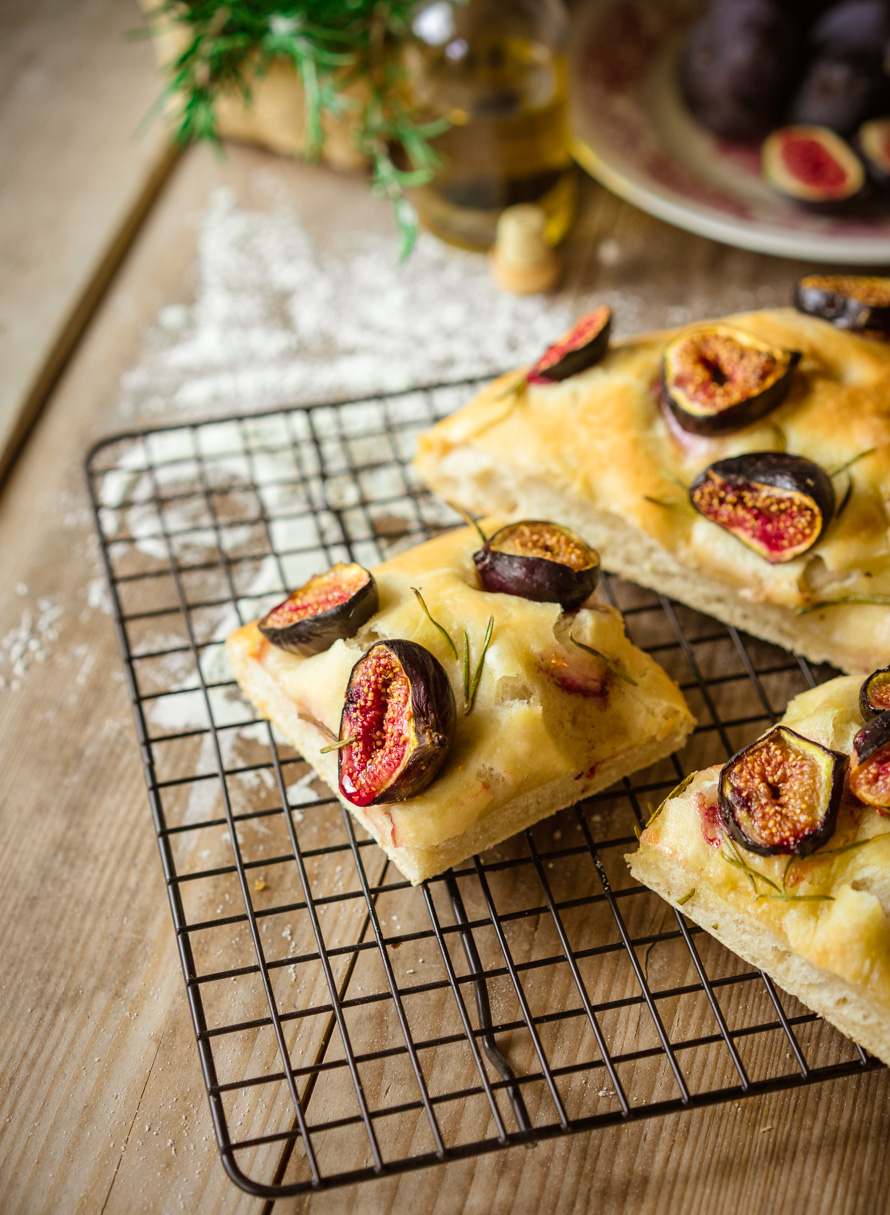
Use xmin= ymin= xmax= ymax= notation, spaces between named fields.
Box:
xmin=0 ymin=137 xmax=887 ymax=1215
xmin=0 ymin=0 xmax=175 ymax=485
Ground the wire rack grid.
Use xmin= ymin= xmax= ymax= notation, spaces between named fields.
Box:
xmin=86 ymin=380 xmax=882 ymax=1199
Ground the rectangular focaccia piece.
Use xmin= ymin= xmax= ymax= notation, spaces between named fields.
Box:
xmin=414 ymin=307 xmax=890 ymax=674
xmin=628 ymin=676 xmax=890 ymax=1064
xmin=227 ymin=524 xmax=694 ymax=885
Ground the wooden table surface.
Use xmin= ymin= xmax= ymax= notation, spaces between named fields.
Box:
xmin=2 ymin=5 xmax=890 ymax=1214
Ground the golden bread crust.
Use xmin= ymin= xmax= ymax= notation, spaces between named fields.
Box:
xmin=415 ymin=308 xmax=890 ymax=673
xmin=627 ymin=675 xmax=890 ymax=1063
xmin=226 ymin=524 xmax=694 ymax=883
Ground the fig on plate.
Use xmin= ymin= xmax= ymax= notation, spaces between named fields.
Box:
xmin=259 ymin=563 xmax=378 ymax=656
xmin=473 ymin=520 xmax=601 ymax=609
xmin=762 ymin=125 xmax=865 ymax=204
xmin=849 ymin=712 xmax=890 ymax=810
xmin=811 ymin=1 xmax=890 ymax=64
xmin=661 ymin=325 xmax=800 ymax=436
xmin=860 ymin=666 xmax=890 ymax=720
xmin=527 ymin=307 xmax=612 ymax=384
xmin=858 ymin=117 xmax=890 ymax=184
xmin=794 ymin=273 xmax=890 ymax=334
xmin=689 ymin=452 xmax=835 ymax=564
xmin=337 ymin=639 xmax=456 ymax=807
xmin=788 ymin=56 xmax=890 ymax=137
xmin=679 ymin=0 xmax=801 ymax=140
xmin=718 ymin=725 xmax=845 ymax=856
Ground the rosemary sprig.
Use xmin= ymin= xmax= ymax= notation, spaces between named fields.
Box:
xmin=144 ymin=0 xmax=446 ymax=257
xmin=721 ymin=832 xmax=782 ymax=894
xmin=412 ymin=587 xmax=458 ymax=660
xmin=783 ymin=833 xmax=890 ymax=889
xmin=642 ymin=495 xmax=693 ymax=512
xmin=797 ymin=594 xmax=890 ymax=616
xmin=493 ymin=374 xmax=528 ymax=402
xmin=829 ymin=447 xmax=876 ymax=477
xmin=659 ymin=467 xmax=689 ymax=491
xmin=464 ymin=616 xmax=495 ymax=715
xmin=677 ymin=888 xmax=696 ymax=906
xmin=755 ymin=893 xmax=835 ymax=903
xmin=569 ymin=634 xmax=638 ymax=686
xmin=835 ymin=472 xmax=854 ymax=522
xmin=447 ymin=503 xmax=486 ymax=545
xmin=642 ymin=773 xmax=695 ymax=832
xmin=320 ymin=734 xmax=357 ymax=753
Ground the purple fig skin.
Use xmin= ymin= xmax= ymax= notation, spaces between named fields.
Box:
xmin=811 ymin=1 xmax=890 ymax=64
xmin=853 ymin=711 xmax=890 ymax=765
xmin=794 ymin=274 xmax=890 ymax=333
xmin=528 ymin=307 xmax=612 ymax=384
xmin=850 ymin=711 xmax=890 ymax=809
xmin=718 ymin=726 xmax=846 ymax=857
xmin=788 ymin=55 xmax=890 ymax=137
xmin=679 ymin=0 xmax=802 ymax=140
xmin=259 ymin=564 xmax=378 ymax=656
xmin=689 ymin=452 xmax=835 ymax=564
xmin=859 ymin=666 xmax=890 ymax=721
xmin=473 ymin=521 xmax=600 ymax=610
xmin=338 ymin=639 xmax=456 ymax=807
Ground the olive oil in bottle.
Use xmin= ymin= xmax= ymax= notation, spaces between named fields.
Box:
xmin=408 ymin=0 xmax=575 ymax=251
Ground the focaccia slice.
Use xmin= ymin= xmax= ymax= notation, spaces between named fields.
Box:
xmin=227 ymin=524 xmax=694 ymax=885
xmin=628 ymin=675 xmax=890 ymax=1064
xmin=415 ymin=306 xmax=890 ymax=674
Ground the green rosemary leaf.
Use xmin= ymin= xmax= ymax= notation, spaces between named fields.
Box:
xmin=755 ymin=893 xmax=835 ymax=903
xmin=659 ymin=467 xmax=689 ymax=491
xmin=677 ymin=888 xmax=695 ymax=906
xmin=720 ymin=833 xmax=782 ymax=894
xmin=835 ymin=472 xmax=854 ymax=522
xmin=462 ymin=630 xmax=470 ymax=702
xmin=493 ymin=374 xmax=528 ymax=402
xmin=320 ymin=734 xmax=357 ymax=753
xmin=771 ymin=423 xmax=787 ymax=451
xmin=643 ymin=774 xmax=695 ymax=830
xmin=790 ymin=833 xmax=890 ymax=867
xmin=633 ymin=824 xmax=641 ymax=840
xmin=642 ymin=495 xmax=693 ymax=512
xmin=797 ymin=594 xmax=890 ymax=616
xmin=568 ymin=633 xmax=638 ymax=686
xmin=447 ymin=502 xmax=486 ymax=545
xmin=829 ymin=447 xmax=876 ymax=477
xmin=465 ymin=616 xmax=495 ymax=715
xmin=412 ymin=587 xmax=458 ymax=660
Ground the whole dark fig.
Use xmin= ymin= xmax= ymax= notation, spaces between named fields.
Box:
xmin=259 ymin=563 xmax=378 ymax=656
xmin=718 ymin=725 xmax=845 ymax=856
xmin=811 ymin=1 xmax=890 ymax=63
xmin=528 ymin=306 xmax=612 ymax=384
xmin=794 ymin=273 xmax=890 ymax=334
xmin=860 ymin=666 xmax=890 ymax=720
xmin=662 ymin=324 xmax=800 ymax=435
xmin=788 ymin=55 xmax=890 ymax=137
xmin=679 ymin=0 xmax=802 ymax=140
xmin=689 ymin=452 xmax=835 ymax=564
xmin=474 ymin=520 xmax=600 ymax=609
xmin=849 ymin=711 xmax=890 ymax=810
xmin=337 ymin=639 xmax=456 ymax=806
xmin=762 ymin=124 xmax=865 ymax=203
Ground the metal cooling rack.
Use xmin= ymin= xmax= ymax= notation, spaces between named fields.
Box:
xmin=86 ymin=380 xmax=883 ymax=1199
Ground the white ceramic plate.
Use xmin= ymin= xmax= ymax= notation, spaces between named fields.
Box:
xmin=569 ymin=0 xmax=890 ymax=263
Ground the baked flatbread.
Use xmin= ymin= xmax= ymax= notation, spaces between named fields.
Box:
xmin=628 ymin=675 xmax=890 ymax=1065
xmin=415 ymin=307 xmax=890 ymax=673
xmin=227 ymin=524 xmax=694 ymax=884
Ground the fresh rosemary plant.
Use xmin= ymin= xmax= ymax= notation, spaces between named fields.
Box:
xmin=145 ymin=0 xmax=448 ymax=256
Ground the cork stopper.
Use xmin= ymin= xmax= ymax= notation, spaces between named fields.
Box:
xmin=489 ymin=204 xmax=561 ymax=294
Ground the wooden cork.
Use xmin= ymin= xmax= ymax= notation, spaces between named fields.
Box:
xmin=489 ymin=204 xmax=561 ymax=294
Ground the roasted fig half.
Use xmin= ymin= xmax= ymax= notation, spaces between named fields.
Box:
xmin=337 ymin=639 xmax=456 ymax=807
xmin=527 ymin=306 xmax=612 ymax=384
xmin=661 ymin=325 xmax=800 ymax=436
xmin=259 ymin=563 xmax=378 ymax=656
xmin=762 ymin=125 xmax=865 ymax=205
xmin=849 ymin=712 xmax=890 ymax=810
xmin=860 ymin=666 xmax=890 ymax=721
xmin=794 ymin=273 xmax=890 ymax=336
xmin=689 ymin=452 xmax=835 ymax=564
xmin=718 ymin=726 xmax=845 ymax=856
xmin=473 ymin=520 xmax=601 ymax=609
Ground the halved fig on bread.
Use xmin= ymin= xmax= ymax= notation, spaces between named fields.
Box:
xmin=338 ymin=640 xmax=455 ymax=807
xmin=860 ymin=666 xmax=890 ymax=721
xmin=527 ymin=306 xmax=612 ymax=384
xmin=689 ymin=452 xmax=835 ymax=564
xmin=259 ymin=563 xmax=378 ymax=655
xmin=794 ymin=273 xmax=890 ymax=336
xmin=849 ymin=713 xmax=890 ymax=811
xmin=718 ymin=726 xmax=845 ymax=856
xmin=473 ymin=520 xmax=600 ymax=609
xmin=661 ymin=325 xmax=800 ymax=435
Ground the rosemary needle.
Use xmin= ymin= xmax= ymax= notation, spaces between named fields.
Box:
xmin=412 ymin=586 xmax=458 ymax=660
